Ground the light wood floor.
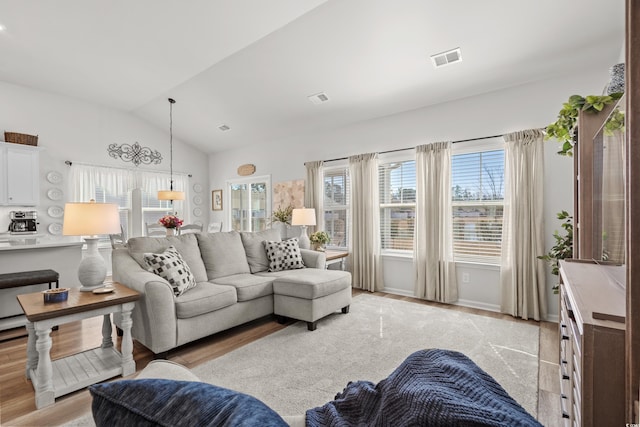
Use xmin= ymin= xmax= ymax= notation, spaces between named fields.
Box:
xmin=0 ymin=290 xmax=560 ymax=426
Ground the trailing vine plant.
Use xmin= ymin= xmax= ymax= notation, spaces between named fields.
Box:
xmin=538 ymin=211 xmax=573 ymax=293
xmin=545 ymin=92 xmax=623 ymax=156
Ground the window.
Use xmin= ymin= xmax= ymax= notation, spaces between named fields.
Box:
xmin=141 ymin=190 xmax=174 ymax=231
xmin=229 ymin=177 xmax=270 ymax=232
xmin=93 ymin=186 xmax=130 ymax=241
xmin=323 ymin=167 xmax=349 ymax=248
xmin=69 ymin=163 xmax=189 ymax=238
xmin=451 ymin=148 xmax=504 ymax=262
xmin=379 ymin=160 xmax=416 ymax=251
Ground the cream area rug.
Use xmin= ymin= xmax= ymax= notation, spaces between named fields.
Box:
xmin=64 ymin=293 xmax=539 ymax=425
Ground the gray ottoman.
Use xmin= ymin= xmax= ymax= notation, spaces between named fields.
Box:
xmin=273 ymin=269 xmax=352 ymax=331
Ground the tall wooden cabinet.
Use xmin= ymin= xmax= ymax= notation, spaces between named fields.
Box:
xmin=559 ymin=71 xmax=628 ymax=424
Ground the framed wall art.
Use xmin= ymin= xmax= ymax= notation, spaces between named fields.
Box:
xmin=212 ymin=189 xmax=223 ymax=211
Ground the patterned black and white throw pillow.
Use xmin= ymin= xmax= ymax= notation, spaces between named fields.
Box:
xmin=263 ymin=238 xmax=305 ymax=272
xmin=143 ymin=246 xmax=197 ymax=296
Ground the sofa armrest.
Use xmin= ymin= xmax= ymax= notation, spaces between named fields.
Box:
xmin=300 ymin=249 xmax=326 ymax=269
xmin=112 ymin=249 xmax=178 ymax=354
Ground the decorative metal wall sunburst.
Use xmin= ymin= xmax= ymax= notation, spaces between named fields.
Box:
xmin=107 ymin=142 xmax=162 ymax=166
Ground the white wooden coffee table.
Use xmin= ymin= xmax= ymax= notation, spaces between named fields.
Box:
xmin=17 ymin=282 xmax=139 ymax=409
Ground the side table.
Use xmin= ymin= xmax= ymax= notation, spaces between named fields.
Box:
xmin=325 ymin=250 xmax=349 ymax=270
xmin=17 ymin=282 xmax=139 ymax=409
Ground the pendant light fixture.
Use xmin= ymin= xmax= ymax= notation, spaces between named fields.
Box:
xmin=158 ymin=98 xmax=185 ymax=202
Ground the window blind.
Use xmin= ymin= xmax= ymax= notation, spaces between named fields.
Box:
xmin=323 ymin=167 xmax=349 ymax=248
xmin=451 ymin=149 xmax=505 ymax=261
xmin=379 ymin=160 xmax=416 ymax=251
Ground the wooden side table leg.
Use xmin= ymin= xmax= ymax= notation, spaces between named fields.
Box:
xmin=101 ymin=314 xmax=113 ymax=348
xmin=25 ymin=322 xmax=38 ymax=379
xmin=34 ymin=326 xmax=54 ymax=409
xmin=120 ymin=303 xmax=135 ymax=376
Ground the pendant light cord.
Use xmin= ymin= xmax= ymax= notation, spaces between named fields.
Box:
xmin=168 ymin=98 xmax=176 ymax=191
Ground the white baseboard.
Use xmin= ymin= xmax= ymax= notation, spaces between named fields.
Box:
xmin=454 ymin=299 xmax=500 ymax=313
xmin=380 ymin=287 xmax=414 ymax=297
xmin=545 ymin=313 xmax=559 ymax=323
xmin=380 ymin=288 xmax=558 ymax=323
xmin=381 ymin=289 xmax=501 ymax=313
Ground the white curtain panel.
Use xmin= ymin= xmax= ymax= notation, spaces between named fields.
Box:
xmin=500 ymin=129 xmax=546 ymax=320
xmin=68 ymin=162 xmax=190 ymax=222
xmin=304 ymin=160 xmax=324 ymax=233
xmin=349 ymin=153 xmax=383 ymax=292
xmin=413 ymin=142 xmax=458 ymax=303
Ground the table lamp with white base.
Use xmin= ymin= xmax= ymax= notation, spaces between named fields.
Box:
xmin=291 ymin=208 xmax=316 ymax=250
xmin=63 ymin=200 xmax=121 ymax=291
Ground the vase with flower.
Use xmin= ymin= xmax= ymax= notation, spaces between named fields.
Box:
xmin=309 ymin=231 xmax=330 ymax=251
xmin=159 ymin=214 xmax=183 ymax=236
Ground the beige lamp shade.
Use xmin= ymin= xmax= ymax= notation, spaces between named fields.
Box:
xmin=63 ymin=201 xmax=121 ymax=236
xmin=157 ymin=190 xmax=186 ymax=201
xmin=291 ymin=208 xmax=316 ymax=226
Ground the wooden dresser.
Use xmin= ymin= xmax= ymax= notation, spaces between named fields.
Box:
xmin=559 ymin=260 xmax=626 ymax=426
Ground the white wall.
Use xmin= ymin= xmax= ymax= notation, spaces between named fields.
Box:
xmin=209 ymin=68 xmax=612 ymax=321
xmin=0 ymin=81 xmax=210 ymax=237
xmin=0 ymin=81 xmax=210 ymax=277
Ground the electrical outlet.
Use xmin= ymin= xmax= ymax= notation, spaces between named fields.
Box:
xmin=462 ymin=273 xmax=470 ymax=283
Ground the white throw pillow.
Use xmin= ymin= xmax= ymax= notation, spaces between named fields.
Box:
xmin=143 ymin=246 xmax=197 ymax=296
xmin=263 ymin=238 xmax=305 ymax=272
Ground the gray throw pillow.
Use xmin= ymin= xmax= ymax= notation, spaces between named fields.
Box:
xmin=143 ymin=246 xmax=197 ymax=296
xmin=127 ymin=234 xmax=208 ymax=283
xmin=196 ymin=231 xmax=251 ymax=279
xmin=240 ymin=228 xmax=282 ymax=273
xmin=263 ymin=238 xmax=305 ymax=272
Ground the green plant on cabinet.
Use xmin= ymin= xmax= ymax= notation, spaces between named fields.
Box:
xmin=538 ymin=211 xmax=573 ymax=293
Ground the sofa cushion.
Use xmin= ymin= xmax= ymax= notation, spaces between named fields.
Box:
xmin=89 ymin=379 xmax=288 ymax=427
xmin=268 ymin=269 xmax=352 ymax=299
xmin=212 ymin=274 xmax=275 ymax=302
xmin=196 ymin=231 xmax=251 ymax=280
xmin=264 ymin=238 xmax=305 ymax=272
xmin=143 ymin=246 xmax=197 ymax=297
xmin=240 ymin=229 xmax=281 ymax=273
xmin=174 ymin=282 xmax=237 ymax=319
xmin=128 ymin=234 xmax=208 ymax=283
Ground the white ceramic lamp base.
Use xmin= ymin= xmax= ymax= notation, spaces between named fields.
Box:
xmin=78 ymin=237 xmax=107 ymax=291
xmin=298 ymin=225 xmax=310 ymax=250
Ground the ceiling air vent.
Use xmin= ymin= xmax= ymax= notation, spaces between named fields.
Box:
xmin=430 ymin=47 xmax=462 ymax=68
xmin=307 ymin=92 xmax=330 ymax=105
xmin=218 ymin=124 xmax=231 ymax=132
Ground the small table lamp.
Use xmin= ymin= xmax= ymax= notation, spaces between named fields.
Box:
xmin=63 ymin=200 xmax=121 ymax=291
xmin=291 ymin=208 xmax=316 ymax=250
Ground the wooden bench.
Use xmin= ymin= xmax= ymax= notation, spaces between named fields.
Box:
xmin=0 ymin=270 xmax=60 ymax=338
xmin=0 ymin=269 xmax=59 ymax=290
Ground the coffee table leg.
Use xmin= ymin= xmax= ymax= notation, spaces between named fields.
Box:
xmin=34 ymin=325 xmax=54 ymax=409
xmin=25 ymin=322 xmax=38 ymax=379
xmin=120 ymin=302 xmax=135 ymax=376
xmin=101 ymin=314 xmax=113 ymax=348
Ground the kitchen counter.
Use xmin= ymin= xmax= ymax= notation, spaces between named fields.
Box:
xmin=0 ymin=235 xmax=84 ymax=251
xmin=0 ymin=236 xmax=84 ymax=331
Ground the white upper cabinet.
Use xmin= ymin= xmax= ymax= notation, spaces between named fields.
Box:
xmin=0 ymin=142 xmax=40 ymax=206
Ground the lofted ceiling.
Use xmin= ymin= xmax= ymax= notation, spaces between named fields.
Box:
xmin=0 ymin=0 xmax=625 ymax=154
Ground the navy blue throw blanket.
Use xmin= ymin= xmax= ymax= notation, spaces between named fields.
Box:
xmin=306 ymin=349 xmax=542 ymax=427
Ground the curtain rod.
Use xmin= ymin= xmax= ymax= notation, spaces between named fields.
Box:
xmin=64 ymin=160 xmax=192 ymax=177
xmin=320 ymin=130 xmax=544 ymax=163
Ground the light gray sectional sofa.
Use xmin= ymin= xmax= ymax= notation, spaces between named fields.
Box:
xmin=112 ymin=229 xmax=352 ymax=357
